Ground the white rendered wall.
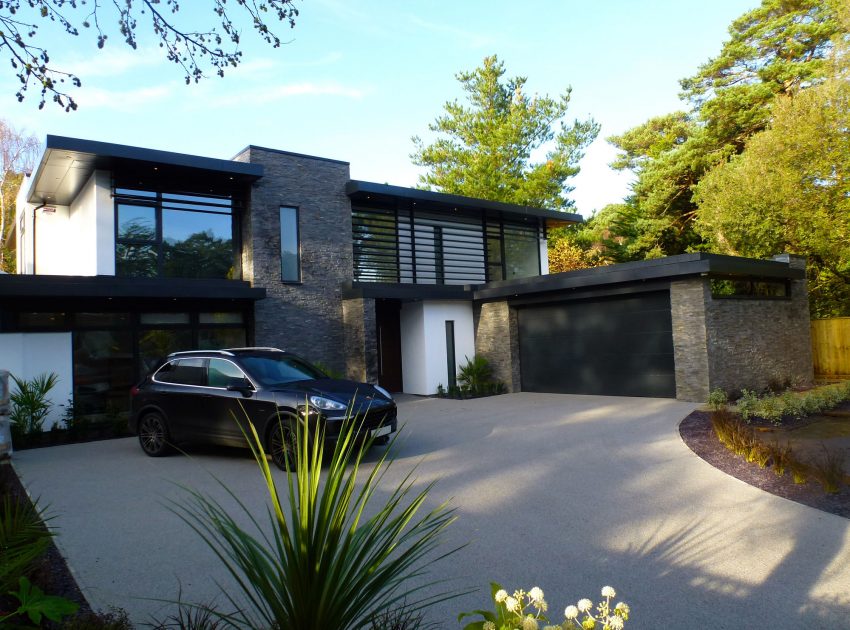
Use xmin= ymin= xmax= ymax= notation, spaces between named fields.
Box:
xmin=400 ymin=300 xmax=475 ymax=395
xmin=15 ymin=175 xmax=34 ymax=274
xmin=0 ymin=333 xmax=73 ymax=430
xmin=539 ymin=237 xmax=549 ymax=275
xmin=17 ymin=170 xmax=114 ymax=276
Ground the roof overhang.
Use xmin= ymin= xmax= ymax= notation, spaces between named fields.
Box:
xmin=346 ymin=180 xmax=582 ymax=226
xmin=26 ymin=135 xmax=264 ymax=206
xmin=0 ymin=274 xmax=266 ymax=301
xmin=342 ymin=281 xmax=471 ymax=301
xmin=473 ymin=253 xmax=805 ymax=301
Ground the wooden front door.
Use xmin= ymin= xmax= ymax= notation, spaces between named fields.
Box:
xmin=375 ymin=299 xmax=404 ymax=392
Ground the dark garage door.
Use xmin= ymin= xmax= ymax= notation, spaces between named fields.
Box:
xmin=518 ymin=291 xmax=676 ymax=397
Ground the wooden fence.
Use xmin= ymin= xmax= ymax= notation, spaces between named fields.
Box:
xmin=811 ymin=318 xmax=850 ymax=378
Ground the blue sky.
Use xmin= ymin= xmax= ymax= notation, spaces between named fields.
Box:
xmin=1 ymin=0 xmax=759 ymax=216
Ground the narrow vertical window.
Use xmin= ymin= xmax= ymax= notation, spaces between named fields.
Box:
xmin=280 ymin=206 xmax=301 ymax=282
xmin=445 ymin=320 xmax=456 ymax=389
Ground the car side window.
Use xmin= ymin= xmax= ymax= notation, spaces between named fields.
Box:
xmin=155 ymin=358 xmax=207 ymax=386
xmin=208 ymin=358 xmax=250 ymax=389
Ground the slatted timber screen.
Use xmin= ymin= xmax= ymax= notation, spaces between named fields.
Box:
xmin=352 ymin=205 xmax=541 ymax=285
xmin=811 ymin=318 xmax=850 ymax=378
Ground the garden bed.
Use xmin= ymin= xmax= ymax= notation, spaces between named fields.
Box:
xmin=679 ymin=410 xmax=850 ymax=519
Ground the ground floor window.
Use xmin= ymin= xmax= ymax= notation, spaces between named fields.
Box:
xmin=6 ymin=307 xmax=249 ymax=421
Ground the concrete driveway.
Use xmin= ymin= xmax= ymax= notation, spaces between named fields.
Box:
xmin=12 ymin=393 xmax=850 ymax=628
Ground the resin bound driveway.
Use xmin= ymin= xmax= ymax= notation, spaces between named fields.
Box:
xmin=12 ymin=393 xmax=850 ymax=628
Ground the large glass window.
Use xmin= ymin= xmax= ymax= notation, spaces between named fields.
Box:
xmin=280 ymin=206 xmax=301 ymax=282
xmin=115 ymin=189 xmax=236 ymax=279
xmin=73 ymin=330 xmax=134 ymax=415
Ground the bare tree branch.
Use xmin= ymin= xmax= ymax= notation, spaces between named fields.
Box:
xmin=0 ymin=0 xmax=299 ymax=110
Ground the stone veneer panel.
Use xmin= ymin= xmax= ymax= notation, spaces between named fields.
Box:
xmin=342 ymin=297 xmax=378 ymax=383
xmin=705 ymin=256 xmax=814 ymax=395
xmin=473 ymin=300 xmax=521 ymax=392
xmin=232 ymin=147 xmax=353 ymax=374
xmin=670 ymin=278 xmax=711 ymax=402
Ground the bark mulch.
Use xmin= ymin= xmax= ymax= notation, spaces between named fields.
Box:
xmin=679 ymin=410 xmax=850 ymax=519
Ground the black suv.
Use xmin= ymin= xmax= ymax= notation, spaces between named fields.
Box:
xmin=129 ymin=348 xmax=397 ymax=470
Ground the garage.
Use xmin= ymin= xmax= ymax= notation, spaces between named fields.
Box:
xmin=517 ymin=290 xmax=676 ymax=397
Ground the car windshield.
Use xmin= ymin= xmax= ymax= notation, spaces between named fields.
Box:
xmin=240 ymin=354 xmax=325 ymax=386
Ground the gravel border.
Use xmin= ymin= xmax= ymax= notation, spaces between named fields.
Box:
xmin=678 ymin=410 xmax=850 ymax=519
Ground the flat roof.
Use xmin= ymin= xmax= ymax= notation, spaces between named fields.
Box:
xmin=346 ymin=180 xmax=582 ymax=225
xmin=26 ymin=135 xmax=264 ymax=205
xmin=473 ymin=253 xmax=805 ymax=300
xmin=0 ymin=274 xmax=266 ymax=301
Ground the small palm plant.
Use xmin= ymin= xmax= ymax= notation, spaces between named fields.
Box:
xmin=457 ymin=355 xmax=493 ymax=395
xmin=171 ymin=410 xmax=462 ymax=629
xmin=9 ymin=373 xmax=59 ymax=441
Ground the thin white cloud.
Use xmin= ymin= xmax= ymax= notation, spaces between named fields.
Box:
xmin=61 ymin=46 xmax=163 ymax=79
xmin=209 ymin=81 xmax=366 ymax=107
xmin=407 ymin=15 xmax=494 ymax=49
xmin=73 ymin=84 xmax=173 ymax=111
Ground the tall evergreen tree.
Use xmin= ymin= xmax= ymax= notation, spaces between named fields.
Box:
xmin=411 ymin=55 xmax=599 ymax=210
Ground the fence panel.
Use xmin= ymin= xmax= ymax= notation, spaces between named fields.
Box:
xmin=811 ymin=318 xmax=850 ymax=378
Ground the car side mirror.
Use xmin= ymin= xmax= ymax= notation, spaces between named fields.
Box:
xmin=227 ymin=383 xmax=255 ymax=397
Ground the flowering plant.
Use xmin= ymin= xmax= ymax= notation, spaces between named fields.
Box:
xmin=458 ymin=583 xmax=629 ymax=630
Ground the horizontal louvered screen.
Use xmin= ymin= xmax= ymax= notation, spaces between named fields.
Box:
xmin=352 ymin=205 xmax=541 ymax=285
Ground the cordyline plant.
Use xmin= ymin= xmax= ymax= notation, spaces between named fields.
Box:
xmin=170 ymin=408 xmax=463 ymax=629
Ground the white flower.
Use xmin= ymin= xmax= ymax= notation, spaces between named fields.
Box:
xmin=577 ymin=598 xmax=593 ymax=613
xmin=483 ymin=622 xmax=496 ymax=630
xmin=528 ymin=586 xmax=545 ymax=604
xmin=615 ymin=602 xmax=630 ymax=614
xmin=601 ymin=586 xmax=616 ymax=598
xmin=564 ymin=605 xmax=579 ymax=619
xmin=495 ymin=589 xmax=508 ymax=603
xmin=505 ymin=596 xmax=520 ymax=612
xmin=521 ymin=615 xmax=539 ymax=630
xmin=608 ymin=615 xmax=624 ymax=630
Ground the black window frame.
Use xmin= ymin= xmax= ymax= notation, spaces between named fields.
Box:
xmin=279 ymin=205 xmax=302 ymax=283
xmin=114 ymin=187 xmax=241 ymax=280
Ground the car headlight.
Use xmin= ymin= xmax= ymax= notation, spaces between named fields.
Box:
xmin=309 ymin=395 xmax=347 ymax=411
xmin=373 ymin=385 xmax=393 ymax=401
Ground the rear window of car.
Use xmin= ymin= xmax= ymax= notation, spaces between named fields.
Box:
xmin=155 ymin=358 xmax=206 ymax=386
xmin=240 ymin=355 xmax=324 ymax=386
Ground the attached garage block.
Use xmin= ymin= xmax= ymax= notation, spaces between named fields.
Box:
xmin=518 ymin=291 xmax=676 ymax=397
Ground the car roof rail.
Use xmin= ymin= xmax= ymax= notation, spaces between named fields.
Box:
xmin=167 ymin=349 xmax=235 ymax=357
xmin=225 ymin=347 xmax=285 ymax=353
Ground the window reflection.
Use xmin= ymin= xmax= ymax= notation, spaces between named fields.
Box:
xmin=73 ymin=330 xmax=134 ymax=416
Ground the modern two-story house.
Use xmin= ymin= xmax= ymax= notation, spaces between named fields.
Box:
xmin=0 ymin=135 xmax=813 ymax=424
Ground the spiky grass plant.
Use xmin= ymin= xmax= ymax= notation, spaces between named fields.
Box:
xmin=809 ymin=446 xmax=846 ymax=495
xmin=171 ymin=411 xmax=462 ymax=630
xmin=0 ymin=493 xmax=54 ymax=593
xmin=769 ymin=443 xmax=793 ymax=477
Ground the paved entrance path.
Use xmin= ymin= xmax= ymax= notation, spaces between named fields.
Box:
xmin=13 ymin=394 xmax=850 ymax=627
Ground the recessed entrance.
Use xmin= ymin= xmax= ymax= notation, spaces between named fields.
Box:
xmin=375 ymin=299 xmax=403 ymax=392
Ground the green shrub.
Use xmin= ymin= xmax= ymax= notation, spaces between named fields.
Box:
xmin=457 ymin=355 xmax=493 ymax=394
xmin=170 ymin=410 xmax=462 ymax=629
xmin=9 ymin=372 xmax=59 ymax=437
xmin=0 ymin=493 xmax=54 ymax=593
xmin=809 ymin=447 xmax=847 ymax=495
xmin=736 ymin=389 xmax=760 ymax=423
xmin=707 ymin=388 xmax=728 ymax=411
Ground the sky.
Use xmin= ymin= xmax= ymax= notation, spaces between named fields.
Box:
xmin=0 ymin=0 xmax=760 ymax=217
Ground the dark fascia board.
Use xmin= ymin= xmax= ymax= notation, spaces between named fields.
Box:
xmin=346 ymin=180 xmax=583 ymax=224
xmin=342 ymin=281 xmax=471 ymax=301
xmin=27 ymin=135 xmax=264 ymax=204
xmin=473 ymin=253 xmax=805 ymax=301
xmin=0 ymin=274 xmax=266 ymax=301
xmin=240 ymin=144 xmax=350 ymax=166
xmin=46 ymin=135 xmax=263 ymax=177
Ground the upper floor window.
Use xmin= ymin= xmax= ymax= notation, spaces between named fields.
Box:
xmin=280 ymin=206 xmax=301 ymax=282
xmin=352 ymin=204 xmax=542 ymax=285
xmin=115 ymin=188 xmax=237 ymax=279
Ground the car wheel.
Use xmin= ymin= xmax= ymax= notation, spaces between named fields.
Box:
xmin=268 ymin=418 xmax=297 ymax=471
xmin=138 ymin=412 xmax=171 ymax=457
